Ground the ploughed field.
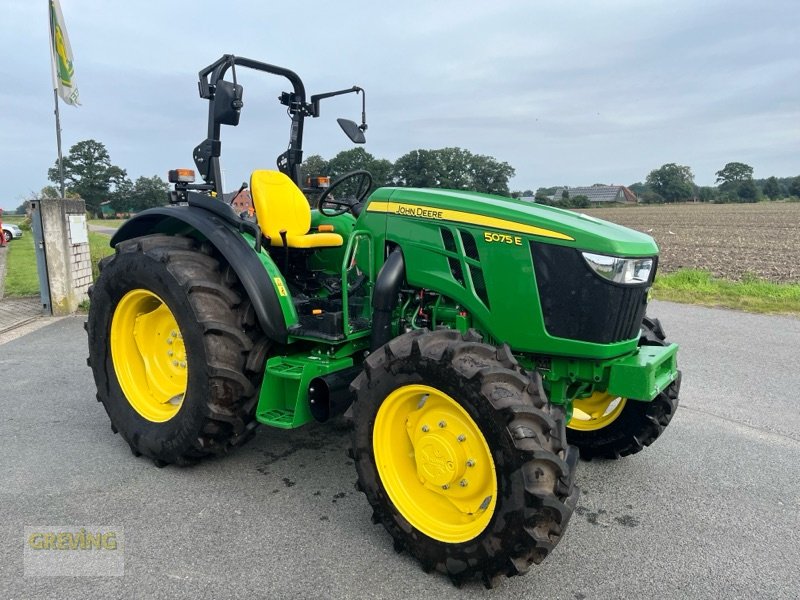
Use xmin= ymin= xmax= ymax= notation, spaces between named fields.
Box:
xmin=580 ymin=202 xmax=800 ymax=283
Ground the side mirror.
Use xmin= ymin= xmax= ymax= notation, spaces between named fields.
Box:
xmin=214 ymin=80 xmax=244 ymax=126
xmin=337 ymin=118 xmax=366 ymax=144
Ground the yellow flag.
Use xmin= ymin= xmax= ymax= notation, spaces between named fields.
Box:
xmin=49 ymin=0 xmax=80 ymax=105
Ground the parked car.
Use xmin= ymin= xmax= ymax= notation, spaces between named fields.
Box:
xmin=2 ymin=223 xmax=22 ymax=243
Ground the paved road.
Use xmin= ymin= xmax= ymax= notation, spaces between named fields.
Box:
xmin=1 ymin=301 xmax=798 ymax=599
xmin=88 ymin=224 xmax=119 ymax=236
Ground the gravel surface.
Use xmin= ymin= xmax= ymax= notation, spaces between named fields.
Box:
xmin=581 ymin=203 xmax=800 ymax=282
xmin=1 ymin=303 xmax=798 ymax=599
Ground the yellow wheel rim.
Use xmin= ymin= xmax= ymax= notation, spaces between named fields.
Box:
xmin=373 ymin=384 xmax=497 ymax=543
xmin=568 ymin=392 xmax=627 ymax=431
xmin=110 ymin=289 xmax=188 ymax=423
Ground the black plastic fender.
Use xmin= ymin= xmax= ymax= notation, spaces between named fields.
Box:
xmin=111 ymin=205 xmax=289 ymax=344
xmin=370 ymin=247 xmax=405 ymax=351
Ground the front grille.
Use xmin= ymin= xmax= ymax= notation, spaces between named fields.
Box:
xmin=531 ymin=242 xmax=653 ymax=344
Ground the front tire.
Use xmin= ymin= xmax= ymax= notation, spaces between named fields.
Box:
xmin=351 ymin=329 xmax=578 ymax=584
xmin=87 ymin=234 xmax=269 ymax=466
xmin=566 ymin=317 xmax=681 ymax=460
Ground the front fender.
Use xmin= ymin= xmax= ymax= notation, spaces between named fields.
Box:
xmin=112 ymin=206 xmax=289 ymax=344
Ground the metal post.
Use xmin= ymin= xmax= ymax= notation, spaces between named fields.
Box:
xmin=53 ymin=88 xmax=65 ymax=199
xmin=30 ymin=201 xmax=52 ymax=315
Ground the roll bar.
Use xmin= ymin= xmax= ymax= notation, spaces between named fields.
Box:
xmin=191 ymin=54 xmax=365 ymax=196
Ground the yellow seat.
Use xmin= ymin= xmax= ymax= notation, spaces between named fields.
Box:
xmin=250 ymin=170 xmax=343 ymax=248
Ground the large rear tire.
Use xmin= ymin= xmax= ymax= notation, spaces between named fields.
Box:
xmin=566 ymin=317 xmax=681 ymax=460
xmin=87 ymin=234 xmax=269 ymax=466
xmin=351 ymin=329 xmax=578 ymax=585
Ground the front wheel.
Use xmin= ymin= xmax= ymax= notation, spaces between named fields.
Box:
xmin=3 ymin=230 xmax=11 ymax=243
xmin=86 ymin=234 xmax=269 ymax=466
xmin=566 ymin=317 xmax=681 ymax=459
xmin=351 ymin=329 xmax=578 ymax=585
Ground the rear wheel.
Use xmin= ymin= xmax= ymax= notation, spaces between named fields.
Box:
xmin=566 ymin=317 xmax=681 ymax=459
xmin=87 ymin=234 xmax=269 ymax=465
xmin=352 ymin=329 xmax=578 ymax=585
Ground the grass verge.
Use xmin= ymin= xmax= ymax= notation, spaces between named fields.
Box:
xmin=2 ymin=232 xmax=113 ymax=299
xmin=652 ymin=269 xmax=800 ymax=315
xmin=3 ymin=235 xmax=38 ymax=296
xmin=88 ymin=219 xmax=126 ymax=228
xmin=89 ymin=231 xmax=114 ymax=280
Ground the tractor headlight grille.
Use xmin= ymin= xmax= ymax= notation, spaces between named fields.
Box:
xmin=531 ymin=242 xmax=655 ymax=344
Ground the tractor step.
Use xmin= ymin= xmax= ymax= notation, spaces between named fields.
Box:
xmin=256 ymin=353 xmax=354 ymax=429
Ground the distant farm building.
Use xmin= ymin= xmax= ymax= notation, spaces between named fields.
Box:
xmin=551 ymin=185 xmax=638 ymax=204
xmin=224 ymin=189 xmax=254 ymax=217
xmin=99 ymin=201 xmax=134 ymax=219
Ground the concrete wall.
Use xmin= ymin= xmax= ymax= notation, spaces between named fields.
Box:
xmin=40 ymin=199 xmax=91 ymax=315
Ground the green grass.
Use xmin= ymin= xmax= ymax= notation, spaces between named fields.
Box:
xmin=2 ymin=215 xmax=25 ymax=224
xmin=2 ymin=232 xmax=113 ymax=299
xmin=653 ymin=269 xmax=800 ymax=315
xmin=88 ymin=219 xmax=126 ymax=228
xmin=89 ymin=231 xmax=114 ymax=280
xmin=3 ymin=235 xmax=39 ymax=296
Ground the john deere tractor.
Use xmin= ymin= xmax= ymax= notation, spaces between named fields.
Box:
xmin=87 ymin=55 xmax=681 ymax=585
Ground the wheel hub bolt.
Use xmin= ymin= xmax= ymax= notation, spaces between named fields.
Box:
xmin=441 ymin=484 xmax=449 ymax=490
xmin=438 ymin=421 xmax=447 ymax=428
xmin=457 ymin=434 xmax=466 ymax=442
xmin=466 ymin=459 xmax=475 ymax=467
xmin=171 ymin=330 xmax=177 ymax=337
xmin=180 ymin=361 xmax=186 ymax=368
xmin=167 ymin=338 xmax=173 ymax=345
xmin=460 ymin=479 xmax=468 ymax=487
xmin=172 ymin=360 xmax=179 ymax=366
xmin=167 ymin=350 xmax=173 ymax=357
xmin=421 ymin=425 xmax=430 ymax=433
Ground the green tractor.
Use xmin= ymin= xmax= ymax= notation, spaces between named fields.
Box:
xmin=87 ymin=55 xmax=681 ymax=585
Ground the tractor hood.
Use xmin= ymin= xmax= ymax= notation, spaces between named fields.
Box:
xmin=369 ymin=187 xmax=658 ymax=256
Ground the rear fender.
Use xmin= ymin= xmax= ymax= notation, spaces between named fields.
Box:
xmin=111 ymin=206 xmax=291 ymax=344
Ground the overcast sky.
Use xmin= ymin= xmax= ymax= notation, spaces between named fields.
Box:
xmin=1 ymin=0 xmax=798 ymax=209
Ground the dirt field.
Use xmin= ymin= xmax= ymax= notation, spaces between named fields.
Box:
xmin=581 ymin=202 xmax=800 ymax=283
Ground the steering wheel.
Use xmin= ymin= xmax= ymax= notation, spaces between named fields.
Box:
xmin=318 ymin=170 xmax=373 ymax=216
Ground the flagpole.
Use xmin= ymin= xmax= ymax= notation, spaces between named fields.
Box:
xmin=49 ymin=1 xmax=66 ymax=199
xmin=53 ymin=87 xmax=65 ymax=199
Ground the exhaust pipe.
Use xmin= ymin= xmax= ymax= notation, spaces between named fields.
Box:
xmin=308 ymin=366 xmax=363 ymax=422
xmin=371 ymin=247 xmax=405 ymax=351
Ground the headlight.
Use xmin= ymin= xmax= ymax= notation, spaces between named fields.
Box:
xmin=582 ymin=252 xmax=653 ymax=285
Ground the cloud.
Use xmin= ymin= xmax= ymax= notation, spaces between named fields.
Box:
xmin=1 ymin=0 xmax=798 ymax=208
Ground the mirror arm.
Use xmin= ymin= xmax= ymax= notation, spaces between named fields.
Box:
xmin=357 ymin=87 xmax=367 ymax=131
xmin=309 ymin=86 xmax=362 ymax=118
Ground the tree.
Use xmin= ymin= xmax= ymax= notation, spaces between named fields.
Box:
xmin=762 ymin=176 xmax=781 ymax=200
xmin=697 ymin=186 xmax=717 ymax=203
xmin=327 ymin=148 xmax=393 ymax=186
xmin=110 ymin=176 xmax=169 ymax=213
xmin=302 ymin=154 xmax=329 ymax=178
xmin=645 ymin=163 xmax=694 ymax=202
xmin=392 ymin=149 xmax=440 ymax=188
xmin=40 ymin=185 xmax=60 ymax=199
xmin=628 ymin=182 xmax=648 ymax=195
xmin=48 ymin=139 xmax=127 ymax=213
xmin=737 ymin=179 xmax=759 ymax=203
xmin=393 ymin=147 xmax=515 ymax=195
xmin=561 ymin=189 xmax=570 ymax=202
xmin=715 ymin=162 xmax=758 ymax=202
xmin=715 ymin=162 xmax=754 ymax=189
xmin=132 ymin=175 xmax=169 ymax=210
xmin=640 ymin=190 xmax=665 ymax=204
xmin=789 ymin=176 xmax=800 ymax=198
xmin=109 ymin=178 xmax=134 ymax=213
xmin=571 ymin=194 xmax=591 ymax=208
